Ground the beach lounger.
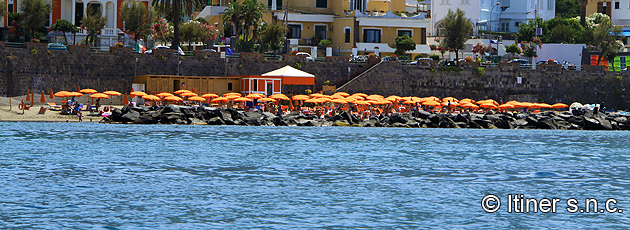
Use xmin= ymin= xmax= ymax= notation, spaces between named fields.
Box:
xmin=47 ymin=103 xmax=61 ymax=111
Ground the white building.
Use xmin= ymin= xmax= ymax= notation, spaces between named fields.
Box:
xmin=430 ymin=0 xmax=555 ymax=36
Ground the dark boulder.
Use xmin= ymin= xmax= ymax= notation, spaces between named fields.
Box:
xmin=206 ymin=117 xmax=225 ymax=125
xmin=121 ymin=110 xmax=140 ymax=123
xmin=109 ymin=108 xmax=123 ymax=122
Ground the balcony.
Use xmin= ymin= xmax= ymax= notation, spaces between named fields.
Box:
xmin=357 ymin=43 xmax=431 ymax=54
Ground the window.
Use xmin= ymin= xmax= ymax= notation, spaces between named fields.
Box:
xmin=268 ymin=0 xmax=283 ymax=10
xmin=8 ymin=3 xmax=13 ymax=13
xmin=539 ymin=0 xmax=544 ymax=10
xmin=397 ymin=30 xmax=412 ymax=38
xmin=46 ymin=10 xmax=52 ymax=27
xmin=441 ymin=0 xmax=449 ymax=4
xmin=515 ymin=22 xmax=520 ymax=27
xmin=501 ymin=22 xmax=510 ymax=32
xmin=228 ymin=83 xmax=233 ymax=91
xmin=315 ymin=25 xmax=327 ymax=40
xmin=461 ymin=0 xmax=469 ymax=4
xmin=548 ymin=0 xmax=554 ymax=10
xmin=252 ymin=80 xmax=258 ymax=91
xmin=345 ymin=28 xmax=351 ymax=43
xmin=615 ymin=1 xmax=620 ymax=9
xmin=363 ymin=29 xmax=381 ymax=43
xmin=316 ymin=0 xmax=327 ymax=8
xmin=288 ymin=24 xmax=301 ymax=38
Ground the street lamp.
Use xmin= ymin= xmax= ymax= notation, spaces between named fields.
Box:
xmin=490 ymin=2 xmax=500 ymax=33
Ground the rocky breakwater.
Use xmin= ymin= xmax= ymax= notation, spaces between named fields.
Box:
xmin=102 ymin=105 xmax=630 ymax=130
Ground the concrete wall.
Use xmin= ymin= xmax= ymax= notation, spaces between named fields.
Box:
xmin=0 ymin=47 xmax=363 ymax=97
xmin=340 ymin=61 xmax=630 ymax=110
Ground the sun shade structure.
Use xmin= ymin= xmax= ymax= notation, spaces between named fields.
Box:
xmin=261 ymin=65 xmax=315 ymax=85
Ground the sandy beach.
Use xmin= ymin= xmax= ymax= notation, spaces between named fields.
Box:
xmin=0 ymin=94 xmax=123 ymax=122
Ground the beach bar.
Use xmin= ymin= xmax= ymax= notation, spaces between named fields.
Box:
xmin=134 ymin=75 xmax=241 ymax=94
xmin=238 ymin=65 xmax=315 ymax=96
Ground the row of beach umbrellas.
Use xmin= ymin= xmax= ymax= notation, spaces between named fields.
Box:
xmin=41 ymin=87 xmax=571 ymax=111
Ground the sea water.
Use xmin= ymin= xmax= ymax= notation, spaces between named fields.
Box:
xmin=0 ymin=122 xmax=628 ymax=229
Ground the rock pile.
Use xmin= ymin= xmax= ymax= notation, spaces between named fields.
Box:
xmin=102 ymin=105 xmax=630 ymax=130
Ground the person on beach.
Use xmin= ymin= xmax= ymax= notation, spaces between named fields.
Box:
xmin=77 ymin=110 xmax=83 ymax=122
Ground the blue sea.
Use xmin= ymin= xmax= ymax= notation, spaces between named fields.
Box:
xmin=0 ymin=122 xmax=628 ymax=229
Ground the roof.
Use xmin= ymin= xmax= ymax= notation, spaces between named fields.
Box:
xmin=262 ymin=65 xmax=315 ymax=78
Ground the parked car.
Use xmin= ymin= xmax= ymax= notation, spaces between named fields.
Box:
xmin=296 ymin=52 xmax=315 ymax=62
xmin=439 ymin=60 xmax=458 ymax=66
xmin=508 ymin=59 xmax=530 ymax=68
xmin=409 ymin=58 xmax=433 ymax=65
xmin=200 ymin=49 xmax=217 ymax=52
xmin=47 ymin=43 xmax=67 ymax=51
xmin=536 ymin=60 xmax=560 ymax=65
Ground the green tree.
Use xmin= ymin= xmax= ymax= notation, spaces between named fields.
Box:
xmin=593 ymin=17 xmax=623 ymax=66
xmin=51 ymin=19 xmax=79 ymax=45
xmin=81 ymin=7 xmax=107 ymax=46
xmin=120 ymin=1 xmax=156 ymax=44
xmin=0 ymin=0 xmax=7 ymax=20
xmin=260 ymin=23 xmax=286 ymax=54
xmin=442 ymin=8 xmax=472 ymax=65
xmin=505 ymin=44 xmax=521 ymax=57
xmin=19 ymin=0 xmax=51 ymax=39
xmin=222 ymin=0 xmax=243 ymax=37
xmin=556 ymin=0 xmax=580 ymax=18
xmin=222 ymin=0 xmax=263 ymax=52
xmin=394 ymin=34 xmax=416 ymax=57
xmin=152 ymin=0 xmax=203 ymax=50
xmin=179 ymin=20 xmax=219 ymax=50
xmin=241 ymin=0 xmax=263 ymax=41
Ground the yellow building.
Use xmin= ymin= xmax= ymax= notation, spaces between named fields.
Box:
xmin=197 ymin=0 xmax=431 ymax=57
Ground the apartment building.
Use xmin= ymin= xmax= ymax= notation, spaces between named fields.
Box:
xmin=198 ymin=0 xmax=431 ymax=56
xmin=430 ymin=0 xmax=555 ymax=36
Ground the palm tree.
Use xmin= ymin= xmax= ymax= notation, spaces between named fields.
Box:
xmin=222 ymin=0 xmax=243 ymax=37
xmin=152 ymin=0 xmax=202 ymax=50
xmin=241 ymin=0 xmax=263 ymax=40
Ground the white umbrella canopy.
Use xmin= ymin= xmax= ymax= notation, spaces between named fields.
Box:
xmin=570 ymin=102 xmax=583 ymax=110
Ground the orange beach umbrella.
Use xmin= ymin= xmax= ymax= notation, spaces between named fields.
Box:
xmin=80 ymin=88 xmax=98 ymax=94
xmin=164 ymin=96 xmax=183 ymax=101
xmin=103 ymin=91 xmax=122 ymax=96
xmin=201 ymin=93 xmax=219 ymax=99
xmin=233 ymin=97 xmax=253 ymax=102
xmin=54 ymin=91 xmax=71 ymax=97
xmin=130 ymin=91 xmax=147 ymax=97
xmin=90 ymin=93 xmax=109 ymax=99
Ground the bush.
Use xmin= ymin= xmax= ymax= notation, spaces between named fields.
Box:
xmin=319 ymin=39 xmax=332 ymax=47
xmin=114 ymin=42 xmax=124 ymax=47
xmin=464 ymin=56 xmax=474 ymax=62
xmin=441 ymin=66 xmax=461 ymax=72
xmin=324 ymin=80 xmax=330 ymax=85
xmin=429 ymin=55 xmax=440 ymax=60
xmin=475 ymin=67 xmax=485 ymax=78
